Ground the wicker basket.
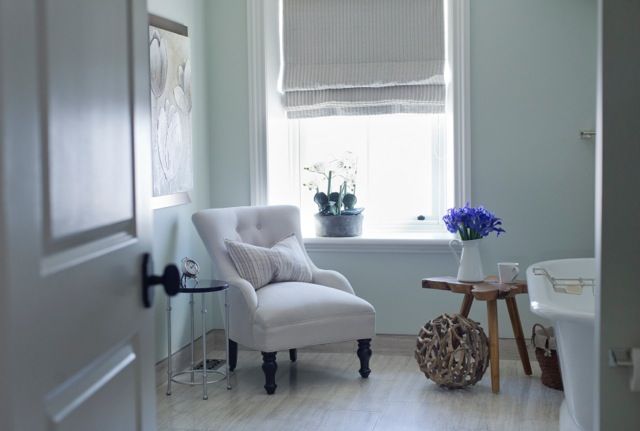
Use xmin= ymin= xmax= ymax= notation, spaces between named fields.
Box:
xmin=531 ymin=324 xmax=563 ymax=390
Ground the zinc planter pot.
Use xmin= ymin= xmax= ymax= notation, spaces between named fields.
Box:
xmin=449 ymin=239 xmax=485 ymax=282
xmin=314 ymin=214 xmax=363 ymax=237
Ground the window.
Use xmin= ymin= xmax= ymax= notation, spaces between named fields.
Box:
xmin=249 ymin=0 xmax=469 ymax=242
xmin=270 ymin=114 xmax=449 ymax=236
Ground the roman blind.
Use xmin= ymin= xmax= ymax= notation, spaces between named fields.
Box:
xmin=281 ymin=0 xmax=445 ymax=119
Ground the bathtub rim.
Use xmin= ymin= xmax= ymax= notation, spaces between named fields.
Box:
xmin=526 ymin=257 xmax=596 ymax=325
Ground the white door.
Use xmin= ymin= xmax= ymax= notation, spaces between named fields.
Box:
xmin=596 ymin=0 xmax=640 ymax=429
xmin=0 ymin=0 xmax=160 ymax=430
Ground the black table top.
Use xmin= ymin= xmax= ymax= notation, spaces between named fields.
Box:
xmin=178 ymin=279 xmax=229 ymax=293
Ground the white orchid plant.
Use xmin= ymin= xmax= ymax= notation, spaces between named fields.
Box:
xmin=303 ymin=152 xmax=363 ymax=216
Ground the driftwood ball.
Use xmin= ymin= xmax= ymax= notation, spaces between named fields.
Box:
xmin=415 ymin=313 xmax=489 ymax=388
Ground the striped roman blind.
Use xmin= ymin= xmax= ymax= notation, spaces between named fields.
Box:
xmin=281 ymin=0 xmax=445 ymax=119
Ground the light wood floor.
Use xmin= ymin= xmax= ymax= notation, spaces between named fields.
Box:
xmin=157 ymin=343 xmax=562 ymax=431
xmin=155 ymin=332 xmax=537 ymax=387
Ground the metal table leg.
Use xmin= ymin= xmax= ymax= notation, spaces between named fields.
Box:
xmin=225 ymin=288 xmax=231 ymax=390
xmin=190 ymin=293 xmax=195 ymax=383
xmin=201 ymin=293 xmax=208 ymax=400
xmin=166 ymin=297 xmax=172 ymax=396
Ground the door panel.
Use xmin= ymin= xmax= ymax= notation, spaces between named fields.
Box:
xmin=45 ymin=343 xmax=138 ymax=431
xmin=45 ymin=0 xmax=134 ymax=241
xmin=54 ymin=365 xmax=137 ymax=431
xmin=0 ymin=0 xmax=155 ymax=429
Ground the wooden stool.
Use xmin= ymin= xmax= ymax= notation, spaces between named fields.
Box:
xmin=421 ymin=276 xmax=532 ymax=393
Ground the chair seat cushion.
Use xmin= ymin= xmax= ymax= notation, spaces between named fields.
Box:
xmin=252 ymin=282 xmax=376 ymax=352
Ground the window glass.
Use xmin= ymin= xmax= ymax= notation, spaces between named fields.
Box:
xmin=283 ymin=113 xmax=449 ymax=236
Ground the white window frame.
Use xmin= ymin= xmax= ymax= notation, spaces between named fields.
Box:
xmin=247 ymin=0 xmax=470 ymax=253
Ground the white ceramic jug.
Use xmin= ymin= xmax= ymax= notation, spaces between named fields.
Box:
xmin=449 ymin=239 xmax=485 ymax=282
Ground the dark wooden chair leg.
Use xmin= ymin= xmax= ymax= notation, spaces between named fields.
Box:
xmin=228 ymin=339 xmax=238 ymax=372
xmin=261 ymin=352 xmax=278 ymax=394
xmin=357 ymin=339 xmax=372 ymax=378
xmin=289 ymin=348 xmax=297 ymax=362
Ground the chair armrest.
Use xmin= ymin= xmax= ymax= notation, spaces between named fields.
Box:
xmin=312 ymin=268 xmax=355 ymax=295
xmin=226 ymin=277 xmax=258 ymax=314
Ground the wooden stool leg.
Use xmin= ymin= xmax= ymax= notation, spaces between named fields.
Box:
xmin=459 ymin=294 xmax=474 ymax=317
xmin=506 ymin=297 xmax=532 ymax=376
xmin=487 ymin=299 xmax=500 ymax=393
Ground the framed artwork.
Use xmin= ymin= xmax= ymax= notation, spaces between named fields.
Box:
xmin=149 ymin=15 xmax=193 ymax=209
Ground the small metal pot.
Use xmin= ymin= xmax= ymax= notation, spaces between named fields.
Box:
xmin=314 ymin=213 xmax=363 ymax=237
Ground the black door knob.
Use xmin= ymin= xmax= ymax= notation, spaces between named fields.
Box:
xmin=142 ymin=253 xmax=180 ymax=308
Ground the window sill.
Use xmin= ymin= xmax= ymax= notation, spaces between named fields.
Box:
xmin=303 ymin=233 xmax=454 ymax=254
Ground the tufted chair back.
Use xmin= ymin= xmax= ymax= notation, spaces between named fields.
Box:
xmin=192 ymin=205 xmax=311 ymax=284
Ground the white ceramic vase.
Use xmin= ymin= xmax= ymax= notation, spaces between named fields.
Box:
xmin=449 ymin=239 xmax=485 ymax=282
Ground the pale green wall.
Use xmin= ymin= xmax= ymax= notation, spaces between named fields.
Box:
xmin=204 ymin=0 xmax=597 ymax=337
xmin=148 ymin=0 xmax=216 ymax=362
xmin=206 ymin=1 xmax=251 ymax=207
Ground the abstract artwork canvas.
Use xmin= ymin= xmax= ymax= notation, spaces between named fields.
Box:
xmin=149 ymin=15 xmax=193 ymax=208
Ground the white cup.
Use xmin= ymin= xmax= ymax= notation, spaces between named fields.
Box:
xmin=498 ymin=262 xmax=520 ymax=284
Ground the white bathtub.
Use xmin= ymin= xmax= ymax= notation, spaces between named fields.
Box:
xmin=526 ymin=258 xmax=596 ymax=431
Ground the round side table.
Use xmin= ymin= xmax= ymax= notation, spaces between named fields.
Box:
xmin=165 ymin=279 xmax=230 ymax=400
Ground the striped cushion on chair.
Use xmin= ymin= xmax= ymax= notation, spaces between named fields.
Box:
xmin=225 ymin=234 xmax=312 ymax=290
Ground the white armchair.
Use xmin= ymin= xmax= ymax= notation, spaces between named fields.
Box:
xmin=192 ymin=205 xmax=375 ymax=394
